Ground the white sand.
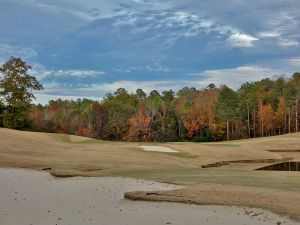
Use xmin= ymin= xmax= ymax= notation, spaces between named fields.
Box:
xmin=0 ymin=169 xmax=298 ymax=225
xmin=139 ymin=145 xmax=179 ymax=153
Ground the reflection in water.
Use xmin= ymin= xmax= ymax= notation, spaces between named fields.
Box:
xmin=257 ymin=162 xmax=300 ymax=171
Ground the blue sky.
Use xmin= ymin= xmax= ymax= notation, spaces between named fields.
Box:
xmin=0 ymin=0 xmax=300 ymax=104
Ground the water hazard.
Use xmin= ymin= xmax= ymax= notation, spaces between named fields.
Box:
xmin=257 ymin=162 xmax=300 ymax=171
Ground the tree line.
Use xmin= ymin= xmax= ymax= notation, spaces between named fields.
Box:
xmin=1 ymin=57 xmax=300 ymax=142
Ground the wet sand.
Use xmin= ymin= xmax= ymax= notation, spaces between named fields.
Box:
xmin=0 ymin=168 xmax=298 ymax=225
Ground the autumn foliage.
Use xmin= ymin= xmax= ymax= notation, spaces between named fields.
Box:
xmin=126 ymin=103 xmax=152 ymax=141
xmin=1 ymin=61 xmax=299 ymax=142
xmin=23 ymin=73 xmax=300 ymax=142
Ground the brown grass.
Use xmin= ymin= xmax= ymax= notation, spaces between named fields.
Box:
xmin=1 ymin=128 xmax=292 ymax=172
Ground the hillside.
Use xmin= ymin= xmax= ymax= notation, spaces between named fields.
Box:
xmin=0 ymin=128 xmax=299 ymax=176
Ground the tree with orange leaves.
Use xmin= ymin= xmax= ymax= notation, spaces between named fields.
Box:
xmin=184 ymin=98 xmax=211 ymax=138
xmin=259 ymin=102 xmax=274 ymax=136
xmin=126 ymin=102 xmax=152 ymax=141
xmin=274 ymin=97 xmax=286 ymax=135
xmin=28 ymin=105 xmax=43 ymax=130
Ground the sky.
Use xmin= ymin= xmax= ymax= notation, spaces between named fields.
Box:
xmin=0 ymin=0 xmax=300 ymax=104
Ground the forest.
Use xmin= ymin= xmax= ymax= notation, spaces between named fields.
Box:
xmin=1 ymin=57 xmax=300 ymax=142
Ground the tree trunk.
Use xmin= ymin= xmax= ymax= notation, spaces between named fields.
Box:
xmin=177 ymin=119 xmax=181 ymax=138
xmin=97 ymin=120 xmax=102 ymax=139
xmin=284 ymin=109 xmax=287 ymax=134
xmin=260 ymin=100 xmax=263 ymax=137
xmin=262 ymin=120 xmax=264 ymax=137
xmin=231 ymin=122 xmax=234 ymax=140
xmin=296 ymin=98 xmax=298 ymax=132
xmin=247 ymin=102 xmax=251 ymax=139
xmin=253 ymin=110 xmax=256 ymax=137
xmin=226 ymin=119 xmax=229 ymax=141
xmin=88 ymin=119 xmax=91 ymax=137
xmin=289 ymin=109 xmax=291 ymax=133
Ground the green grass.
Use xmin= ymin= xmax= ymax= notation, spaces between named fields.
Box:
xmin=112 ymin=167 xmax=300 ymax=192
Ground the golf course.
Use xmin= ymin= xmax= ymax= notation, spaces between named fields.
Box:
xmin=1 ymin=128 xmax=300 ymax=224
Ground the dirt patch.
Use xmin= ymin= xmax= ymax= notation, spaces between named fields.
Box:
xmin=201 ymin=158 xmax=291 ymax=169
xmin=202 ymin=161 xmax=230 ymax=168
xmin=42 ymin=167 xmax=52 ymax=171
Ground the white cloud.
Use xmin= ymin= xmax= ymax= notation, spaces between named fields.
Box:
xmin=113 ymin=13 xmax=138 ymax=26
xmin=4 ymin=0 xmax=299 ymax=51
xmin=113 ymin=68 xmax=132 ymax=73
xmin=34 ymin=93 xmax=101 ymax=105
xmin=260 ymin=13 xmax=300 ymax=48
xmin=284 ymin=58 xmax=300 ymax=67
xmin=227 ymin=33 xmax=258 ymax=48
xmin=278 ymin=38 xmax=299 ymax=47
xmin=163 ymin=11 xmax=259 ymax=48
xmin=191 ymin=66 xmax=280 ymax=88
xmin=0 ymin=43 xmax=37 ymax=62
xmin=31 ymin=64 xmax=107 ymax=79
xmin=267 ymin=13 xmax=298 ymax=35
xmin=92 ymin=80 xmax=172 ymax=94
xmin=145 ymin=65 xmax=171 ymax=72
xmin=16 ymin=0 xmax=128 ymax=21
xmin=110 ymin=10 xmax=259 ymax=48
xmin=34 ymin=65 xmax=283 ymax=104
xmin=113 ymin=65 xmax=171 ymax=73
xmin=26 ymin=0 xmax=171 ymax=21
xmin=41 ymin=80 xmax=186 ymax=97
xmin=258 ymin=31 xmax=280 ymax=38
xmin=37 ymin=69 xmax=106 ymax=79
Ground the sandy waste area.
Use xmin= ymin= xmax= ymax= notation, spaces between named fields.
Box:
xmin=0 ymin=168 xmax=298 ymax=225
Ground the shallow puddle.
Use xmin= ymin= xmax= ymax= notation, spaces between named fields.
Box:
xmin=256 ymin=161 xmax=300 ymax=171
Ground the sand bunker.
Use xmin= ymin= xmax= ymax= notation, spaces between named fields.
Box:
xmin=0 ymin=168 xmax=298 ymax=225
xmin=139 ymin=145 xmax=179 ymax=153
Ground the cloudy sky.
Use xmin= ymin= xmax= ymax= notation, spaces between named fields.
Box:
xmin=1 ymin=0 xmax=300 ymax=104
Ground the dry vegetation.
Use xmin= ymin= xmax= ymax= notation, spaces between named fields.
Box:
xmin=1 ymin=128 xmax=300 ymax=221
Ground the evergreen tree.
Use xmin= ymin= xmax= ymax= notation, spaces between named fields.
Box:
xmin=216 ymin=86 xmax=239 ymax=140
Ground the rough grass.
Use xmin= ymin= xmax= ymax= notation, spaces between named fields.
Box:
xmin=112 ymin=167 xmax=300 ymax=192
